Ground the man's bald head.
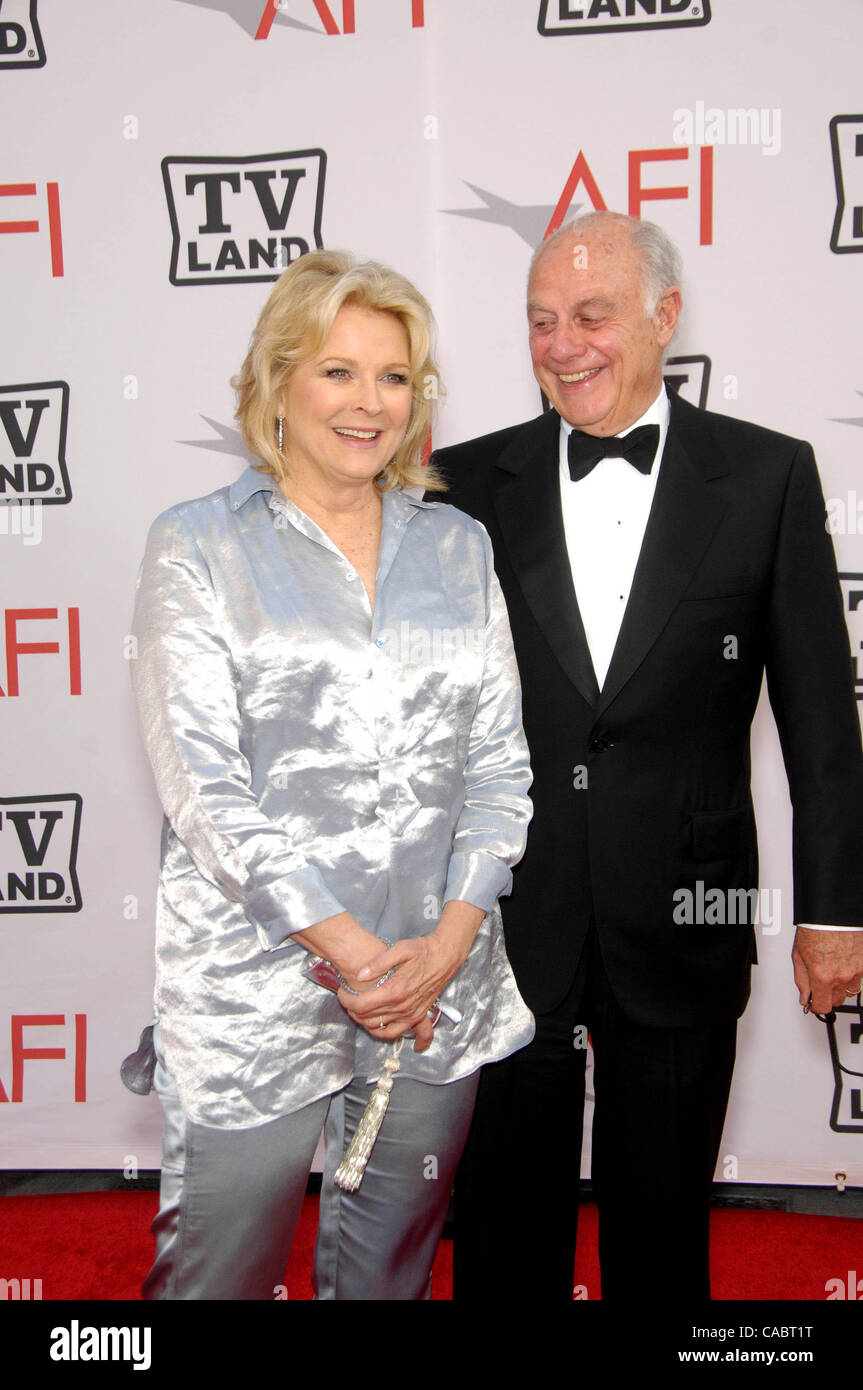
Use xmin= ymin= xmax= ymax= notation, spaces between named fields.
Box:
xmin=526 ymin=213 xmax=683 ymax=436
xmin=529 ymin=212 xmax=682 ymax=319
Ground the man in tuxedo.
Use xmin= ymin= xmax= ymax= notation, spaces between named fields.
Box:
xmin=433 ymin=212 xmax=863 ymax=1301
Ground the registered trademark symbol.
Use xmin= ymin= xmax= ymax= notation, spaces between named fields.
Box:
xmin=65 ymin=895 xmax=71 ymax=902
xmin=28 ymin=48 xmax=35 ymax=57
xmin=691 ymin=5 xmax=700 ymax=12
xmin=55 ymin=486 xmax=61 ymax=494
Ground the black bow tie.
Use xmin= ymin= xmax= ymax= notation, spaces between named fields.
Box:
xmin=567 ymin=423 xmax=659 ymax=482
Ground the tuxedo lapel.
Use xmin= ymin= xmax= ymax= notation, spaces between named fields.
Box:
xmin=493 ymin=412 xmax=600 ymax=708
xmin=597 ymin=413 xmax=728 ymax=715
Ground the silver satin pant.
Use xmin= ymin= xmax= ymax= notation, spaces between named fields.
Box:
xmin=142 ymin=1029 xmax=479 ymax=1301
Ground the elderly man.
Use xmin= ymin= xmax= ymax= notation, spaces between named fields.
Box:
xmin=433 ymin=212 xmax=863 ymax=1301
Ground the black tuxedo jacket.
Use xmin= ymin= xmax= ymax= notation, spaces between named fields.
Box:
xmin=432 ymin=395 xmax=863 ymax=1027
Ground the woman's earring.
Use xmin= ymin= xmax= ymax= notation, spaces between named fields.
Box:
xmin=277 ymin=416 xmax=284 ymax=454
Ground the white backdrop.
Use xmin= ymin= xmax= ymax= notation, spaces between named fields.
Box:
xmin=1 ymin=0 xmax=862 ymax=1190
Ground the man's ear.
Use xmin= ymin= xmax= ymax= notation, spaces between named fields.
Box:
xmin=655 ymin=287 xmax=682 ymax=347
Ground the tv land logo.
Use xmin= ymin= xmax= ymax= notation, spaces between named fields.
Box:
xmin=839 ymin=575 xmax=863 ymax=703
xmin=823 ymin=999 xmax=863 ymax=1133
xmin=663 ymin=354 xmax=709 ymax=409
xmin=537 ymin=0 xmax=710 ymax=37
xmin=0 ymin=0 xmax=44 ymax=68
xmin=162 ymin=150 xmax=326 ymax=285
xmin=830 ymin=115 xmax=863 ymax=254
xmin=0 ymin=382 xmax=70 ymax=504
xmin=0 ymin=795 xmax=82 ymax=913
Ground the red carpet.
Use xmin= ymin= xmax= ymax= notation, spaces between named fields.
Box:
xmin=0 ymin=1193 xmax=859 ymax=1300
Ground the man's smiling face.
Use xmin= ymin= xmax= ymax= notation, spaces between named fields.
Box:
xmin=527 ymin=225 xmax=681 ymax=437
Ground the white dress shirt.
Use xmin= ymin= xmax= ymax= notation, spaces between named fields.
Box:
xmin=559 ymin=388 xmax=668 ymax=690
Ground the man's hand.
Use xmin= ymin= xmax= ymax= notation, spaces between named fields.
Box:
xmin=792 ymin=926 xmax=863 ymax=1014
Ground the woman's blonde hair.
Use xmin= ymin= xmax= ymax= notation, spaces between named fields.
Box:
xmin=232 ymin=249 xmax=444 ymax=491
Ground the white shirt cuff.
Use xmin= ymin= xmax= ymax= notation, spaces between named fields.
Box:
xmin=796 ymin=923 xmax=863 ymax=932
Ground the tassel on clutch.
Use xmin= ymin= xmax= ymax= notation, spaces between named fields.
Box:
xmin=334 ymin=1038 xmax=404 ymax=1192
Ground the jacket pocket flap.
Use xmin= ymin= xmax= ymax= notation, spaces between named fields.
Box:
xmin=680 ymin=575 xmax=756 ymax=601
xmin=690 ymin=807 xmax=752 ymax=860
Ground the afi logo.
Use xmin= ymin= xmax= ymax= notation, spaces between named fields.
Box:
xmin=0 ymin=0 xmax=44 ymax=68
xmin=162 ymin=150 xmax=326 ymax=286
xmin=538 ymin=0 xmax=711 ymax=37
xmin=830 ymin=115 xmax=863 ymax=254
xmin=256 ymin=0 xmax=424 ymax=37
xmin=0 ymin=382 xmax=70 ymax=504
xmin=0 ymin=607 xmax=81 ymax=697
xmin=0 ymin=1013 xmax=87 ymax=1101
xmin=839 ymin=575 xmax=863 ymax=703
xmin=547 ymin=147 xmax=713 ymax=245
xmin=0 ymin=181 xmax=63 ymax=276
xmin=0 ymin=794 xmax=82 ymax=913
xmin=448 ymin=147 xmax=714 ymax=253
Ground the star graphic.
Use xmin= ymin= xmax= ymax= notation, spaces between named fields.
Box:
xmin=170 ymin=0 xmax=319 ymax=38
xmin=441 ymin=183 xmax=579 ymax=249
xmin=831 ymin=391 xmax=863 ymax=428
xmin=181 ymin=416 xmax=250 ymax=460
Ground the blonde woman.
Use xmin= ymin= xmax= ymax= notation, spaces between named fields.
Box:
xmin=131 ymin=251 xmax=533 ymax=1300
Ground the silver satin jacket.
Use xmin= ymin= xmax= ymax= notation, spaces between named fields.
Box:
xmin=131 ymin=466 xmax=534 ymax=1127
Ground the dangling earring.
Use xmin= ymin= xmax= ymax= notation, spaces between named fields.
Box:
xmin=277 ymin=416 xmax=284 ymax=454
